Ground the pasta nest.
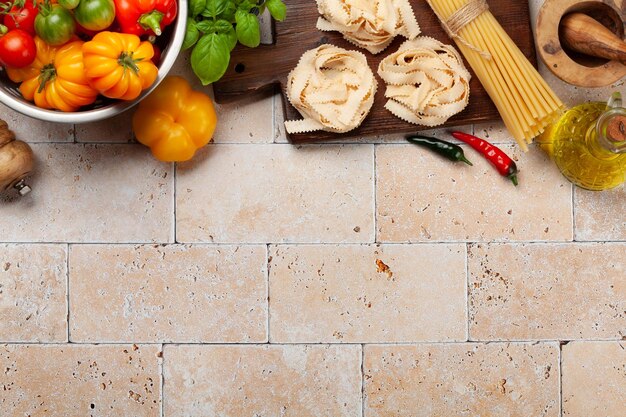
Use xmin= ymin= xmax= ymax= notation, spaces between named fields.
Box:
xmin=378 ymin=37 xmax=471 ymax=126
xmin=285 ymin=44 xmax=377 ymax=134
xmin=316 ymin=0 xmax=421 ymax=54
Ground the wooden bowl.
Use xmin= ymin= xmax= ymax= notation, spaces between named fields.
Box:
xmin=536 ymin=0 xmax=626 ymax=87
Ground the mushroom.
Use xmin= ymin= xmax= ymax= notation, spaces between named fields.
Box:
xmin=0 ymin=119 xmax=34 ymax=196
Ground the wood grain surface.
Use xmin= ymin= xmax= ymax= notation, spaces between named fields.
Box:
xmin=213 ymin=0 xmax=537 ymax=142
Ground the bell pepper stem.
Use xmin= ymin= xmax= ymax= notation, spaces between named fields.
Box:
xmin=138 ymin=11 xmax=164 ymax=36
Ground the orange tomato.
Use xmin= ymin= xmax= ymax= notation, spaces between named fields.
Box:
xmin=82 ymin=31 xmax=158 ymax=100
xmin=6 ymin=37 xmax=98 ymax=112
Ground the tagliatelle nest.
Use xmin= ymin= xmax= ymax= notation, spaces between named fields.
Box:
xmin=316 ymin=0 xmax=421 ymax=54
xmin=377 ymin=37 xmax=471 ymax=127
xmin=285 ymin=44 xmax=377 ymax=134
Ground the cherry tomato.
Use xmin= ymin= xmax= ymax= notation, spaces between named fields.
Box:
xmin=0 ymin=29 xmax=36 ymax=68
xmin=34 ymin=3 xmax=75 ymax=46
xmin=3 ymin=2 xmax=38 ymax=36
xmin=74 ymin=0 xmax=115 ymax=32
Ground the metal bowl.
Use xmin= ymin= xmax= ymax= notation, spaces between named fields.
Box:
xmin=0 ymin=0 xmax=187 ymax=123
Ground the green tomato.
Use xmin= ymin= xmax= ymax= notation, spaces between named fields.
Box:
xmin=74 ymin=0 xmax=116 ymax=31
xmin=34 ymin=4 xmax=76 ymax=46
xmin=58 ymin=0 xmax=80 ymax=10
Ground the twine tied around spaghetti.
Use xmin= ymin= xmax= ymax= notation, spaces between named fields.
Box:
xmin=426 ymin=0 xmax=492 ymax=60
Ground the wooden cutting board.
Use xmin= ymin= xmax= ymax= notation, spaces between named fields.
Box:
xmin=212 ymin=0 xmax=537 ymax=142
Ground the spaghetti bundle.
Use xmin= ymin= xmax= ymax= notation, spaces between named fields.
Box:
xmin=426 ymin=0 xmax=563 ymax=151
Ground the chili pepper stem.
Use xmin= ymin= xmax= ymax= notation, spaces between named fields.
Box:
xmin=459 ymin=155 xmax=473 ymax=166
xmin=138 ymin=11 xmax=164 ymax=36
xmin=509 ymin=174 xmax=519 ymax=187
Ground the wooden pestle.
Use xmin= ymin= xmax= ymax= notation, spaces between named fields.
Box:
xmin=560 ymin=13 xmax=626 ymax=63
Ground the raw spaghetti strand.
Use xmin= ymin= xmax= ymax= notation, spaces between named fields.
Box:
xmin=426 ymin=0 xmax=563 ymax=150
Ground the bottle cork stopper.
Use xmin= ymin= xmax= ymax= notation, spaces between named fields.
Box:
xmin=606 ymin=115 xmax=626 ymax=142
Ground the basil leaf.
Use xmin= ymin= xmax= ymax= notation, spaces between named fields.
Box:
xmin=196 ymin=20 xmax=216 ymax=33
xmin=235 ymin=10 xmax=260 ymax=48
xmin=214 ymin=19 xmax=233 ymax=34
xmin=191 ymin=33 xmax=231 ymax=85
xmin=237 ymin=0 xmax=254 ymax=12
xmin=202 ymin=0 xmax=227 ymax=18
xmin=189 ymin=0 xmax=206 ymax=17
xmin=265 ymin=0 xmax=286 ymax=21
xmin=182 ymin=19 xmax=200 ymax=50
xmin=225 ymin=26 xmax=237 ymax=50
xmin=221 ymin=0 xmax=237 ymax=22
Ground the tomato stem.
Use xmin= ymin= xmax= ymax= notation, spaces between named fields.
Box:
xmin=38 ymin=63 xmax=56 ymax=93
xmin=118 ymin=51 xmax=141 ymax=74
xmin=0 ymin=24 xmax=7 ymax=35
xmin=138 ymin=10 xmax=164 ymax=36
xmin=38 ymin=0 xmax=52 ymax=17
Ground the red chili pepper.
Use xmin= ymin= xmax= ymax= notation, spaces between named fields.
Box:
xmin=451 ymin=131 xmax=520 ymax=186
xmin=114 ymin=0 xmax=177 ymax=37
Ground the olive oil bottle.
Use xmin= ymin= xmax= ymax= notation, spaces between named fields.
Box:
xmin=538 ymin=93 xmax=626 ymax=191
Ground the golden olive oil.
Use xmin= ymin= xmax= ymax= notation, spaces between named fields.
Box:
xmin=539 ymin=102 xmax=625 ymax=191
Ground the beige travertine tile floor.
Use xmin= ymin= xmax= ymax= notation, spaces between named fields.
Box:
xmin=1 ymin=1 xmax=625 ymax=415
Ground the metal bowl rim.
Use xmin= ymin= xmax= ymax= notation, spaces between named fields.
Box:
xmin=0 ymin=0 xmax=188 ymax=124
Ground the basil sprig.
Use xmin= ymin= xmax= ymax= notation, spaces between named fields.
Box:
xmin=185 ymin=0 xmax=286 ymax=85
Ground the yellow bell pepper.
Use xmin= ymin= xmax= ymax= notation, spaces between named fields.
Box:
xmin=132 ymin=76 xmax=217 ymax=162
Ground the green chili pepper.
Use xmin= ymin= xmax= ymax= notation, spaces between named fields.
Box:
xmin=406 ymin=135 xmax=473 ymax=166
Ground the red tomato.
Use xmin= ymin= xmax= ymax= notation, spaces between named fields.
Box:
xmin=0 ymin=29 xmax=36 ymax=68
xmin=3 ymin=2 xmax=38 ymax=36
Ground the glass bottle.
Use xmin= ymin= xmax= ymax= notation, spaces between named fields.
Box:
xmin=539 ymin=93 xmax=626 ymax=191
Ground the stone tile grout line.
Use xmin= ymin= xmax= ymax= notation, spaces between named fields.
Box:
xmin=7 ymin=239 xmax=622 ymax=245
xmin=173 ymin=162 xmax=177 ymax=243
xmin=373 ymin=145 xmax=378 ymax=244
xmin=559 ymin=342 xmax=564 ymax=417
xmin=571 ymin=185 xmax=577 ymax=242
xmin=465 ymin=242 xmax=470 ymax=342
xmin=66 ymin=243 xmax=71 ymax=343
xmin=266 ymin=243 xmax=271 ymax=343
xmin=159 ymin=343 xmax=164 ymax=417
xmin=4 ymin=339 xmax=621 ymax=345
xmin=361 ymin=344 xmax=365 ymax=417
